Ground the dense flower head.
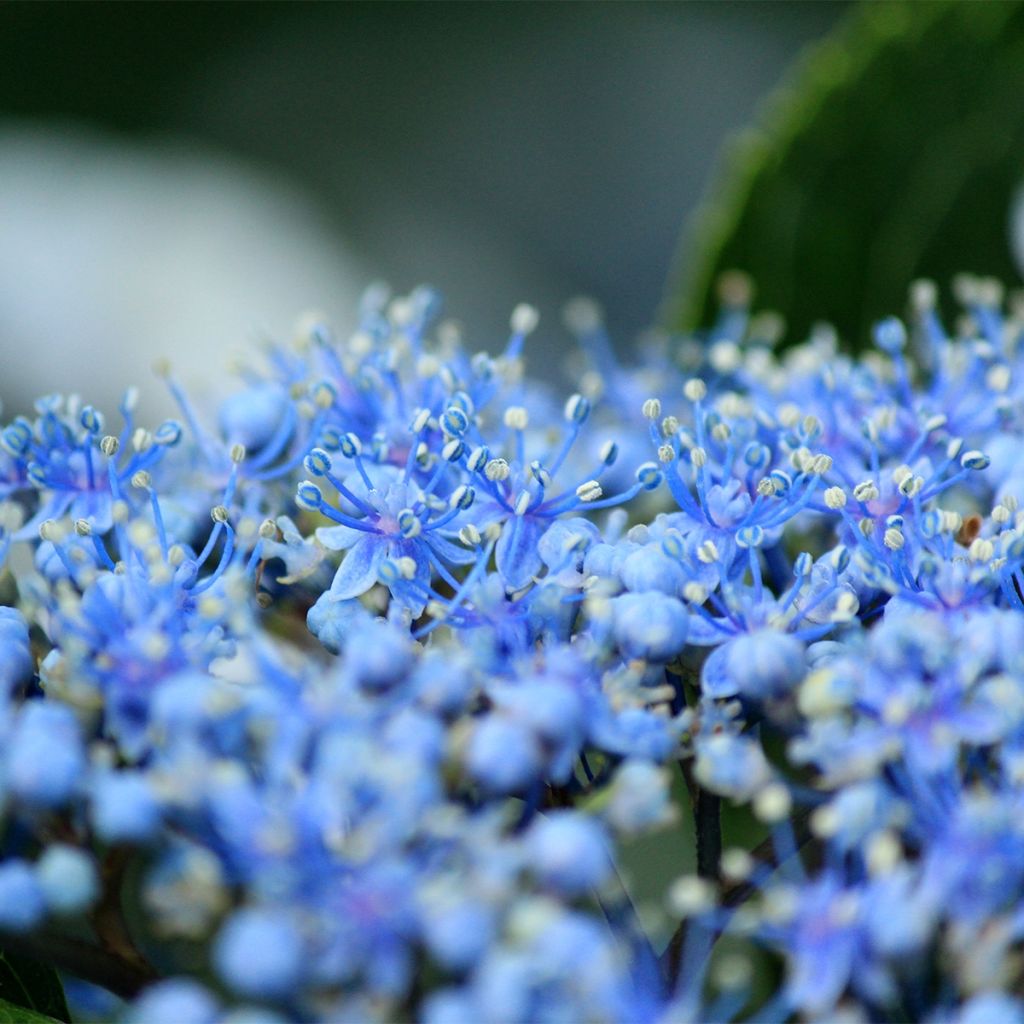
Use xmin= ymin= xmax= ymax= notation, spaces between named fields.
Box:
xmin=4 ymin=275 xmax=1024 ymax=1021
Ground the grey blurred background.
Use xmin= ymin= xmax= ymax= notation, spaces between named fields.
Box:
xmin=0 ymin=2 xmax=848 ymax=417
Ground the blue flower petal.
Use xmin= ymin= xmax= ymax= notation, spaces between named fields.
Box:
xmin=611 ymin=593 xmax=688 ymax=662
xmin=700 ymin=643 xmax=738 ymax=698
xmin=14 ymin=492 xmax=72 ymax=541
xmin=496 ymin=516 xmax=544 ymax=590
xmin=425 ymin=532 xmax=478 ymax=566
xmin=537 ymin=518 xmax=600 ymax=569
xmin=686 ymin=615 xmax=734 ymax=646
xmin=316 ymin=524 xmax=366 ymax=551
xmin=383 ymin=539 xmax=431 ymax=616
xmin=329 ymin=535 xmax=384 ymax=601
xmin=71 ymin=491 xmax=113 ymax=533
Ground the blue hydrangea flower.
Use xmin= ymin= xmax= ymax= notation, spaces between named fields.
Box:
xmin=214 ymin=907 xmax=305 ymax=1000
xmin=5 ymin=276 xmax=1024 ymax=1023
xmin=0 ymin=860 xmax=46 ymax=932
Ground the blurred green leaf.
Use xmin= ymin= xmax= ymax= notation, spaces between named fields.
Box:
xmin=0 ymin=952 xmax=69 ymax=1024
xmin=0 ymin=997 xmax=61 ymax=1024
xmin=615 ymin=766 xmax=696 ymax=953
xmin=665 ymin=0 xmax=1024 ymax=347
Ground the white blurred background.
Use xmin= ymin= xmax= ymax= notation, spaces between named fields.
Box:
xmin=0 ymin=3 xmax=847 ymax=418
xmin=0 ymin=127 xmax=362 ymax=417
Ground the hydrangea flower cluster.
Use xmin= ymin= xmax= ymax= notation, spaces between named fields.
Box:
xmin=3 ymin=275 xmax=1024 ymax=1022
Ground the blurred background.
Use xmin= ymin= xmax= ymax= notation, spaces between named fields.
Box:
xmin=0 ymin=1 xmax=848 ymax=417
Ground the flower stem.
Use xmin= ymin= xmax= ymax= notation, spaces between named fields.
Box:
xmin=0 ymin=930 xmax=156 ymax=1000
xmin=694 ymin=785 xmax=722 ymax=882
xmin=662 ymin=758 xmax=721 ymax=988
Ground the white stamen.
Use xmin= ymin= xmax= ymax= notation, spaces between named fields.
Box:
xmin=941 ymin=510 xmax=962 ymax=534
xmin=824 ymin=486 xmax=847 ymax=510
xmin=641 ymin=398 xmax=662 ymax=420
xmin=790 ymin=447 xmax=812 ymax=473
xmin=721 ymin=848 xmax=753 ymax=882
xmin=311 ymin=382 xmax=335 ymax=409
xmin=969 ymin=537 xmax=995 ymax=562
xmin=503 ymin=406 xmax=529 ymax=430
xmin=132 ymin=428 xmax=154 ymax=453
xmin=38 ymin=520 xmax=61 ymax=544
xmin=459 ymin=524 xmax=481 ymax=547
xmin=467 ymin=446 xmax=488 ymax=472
xmin=753 ymin=783 xmax=791 ymax=823
xmin=667 ymin=875 xmax=714 ymax=917
xmin=395 ymin=556 xmax=418 ymax=580
xmin=910 ymin=278 xmax=937 ymax=312
xmin=484 ymin=458 xmax=511 ymax=482
xmin=449 ymin=485 xmax=474 ymax=511
xmin=853 ymin=480 xmax=880 ymax=503
xmin=777 ymin=404 xmax=801 ymax=428
xmin=697 ymin=539 xmax=719 ymax=564
xmin=563 ymin=297 xmax=603 ymax=334
xmin=987 ymin=365 xmax=1011 ymax=393
xmin=564 ymin=394 xmax=588 ymax=423
xmin=398 ymin=510 xmax=422 ymax=538
xmin=709 ymin=340 xmax=741 ymax=374
xmin=883 ymin=527 xmax=904 ymax=550
xmin=866 ymin=831 xmax=902 ymax=876
xmin=683 ymin=378 xmax=707 ymax=402
xmin=442 ymin=439 xmax=464 ymax=462
xmin=831 ymin=591 xmax=859 ymax=622
xmin=510 ymin=303 xmax=539 ymax=336
xmin=802 ymin=414 xmax=823 ymax=439
xmin=898 ymin=474 xmax=924 ymax=498
xmin=891 ymin=465 xmax=913 ymax=487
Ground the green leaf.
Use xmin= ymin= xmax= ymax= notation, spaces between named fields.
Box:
xmin=615 ymin=766 xmax=695 ymax=953
xmin=664 ymin=0 xmax=1024 ymax=348
xmin=0 ymin=952 xmax=69 ymax=1024
xmin=0 ymin=996 xmax=61 ymax=1024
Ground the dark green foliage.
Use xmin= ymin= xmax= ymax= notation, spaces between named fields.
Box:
xmin=666 ymin=0 xmax=1024 ymax=348
xmin=0 ymin=952 xmax=69 ymax=1024
xmin=0 ymin=1001 xmax=59 ymax=1024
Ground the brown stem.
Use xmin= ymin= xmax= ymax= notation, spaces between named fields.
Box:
xmin=88 ymin=847 xmax=156 ymax=990
xmin=663 ymin=758 xmax=721 ymax=985
xmin=660 ymin=803 xmax=814 ymax=987
xmin=1 ymin=930 xmax=157 ymax=1000
xmin=693 ymin=786 xmax=722 ymax=883
xmin=719 ymin=804 xmax=813 ymax=910
xmin=543 ymin=783 xmax=576 ymax=810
